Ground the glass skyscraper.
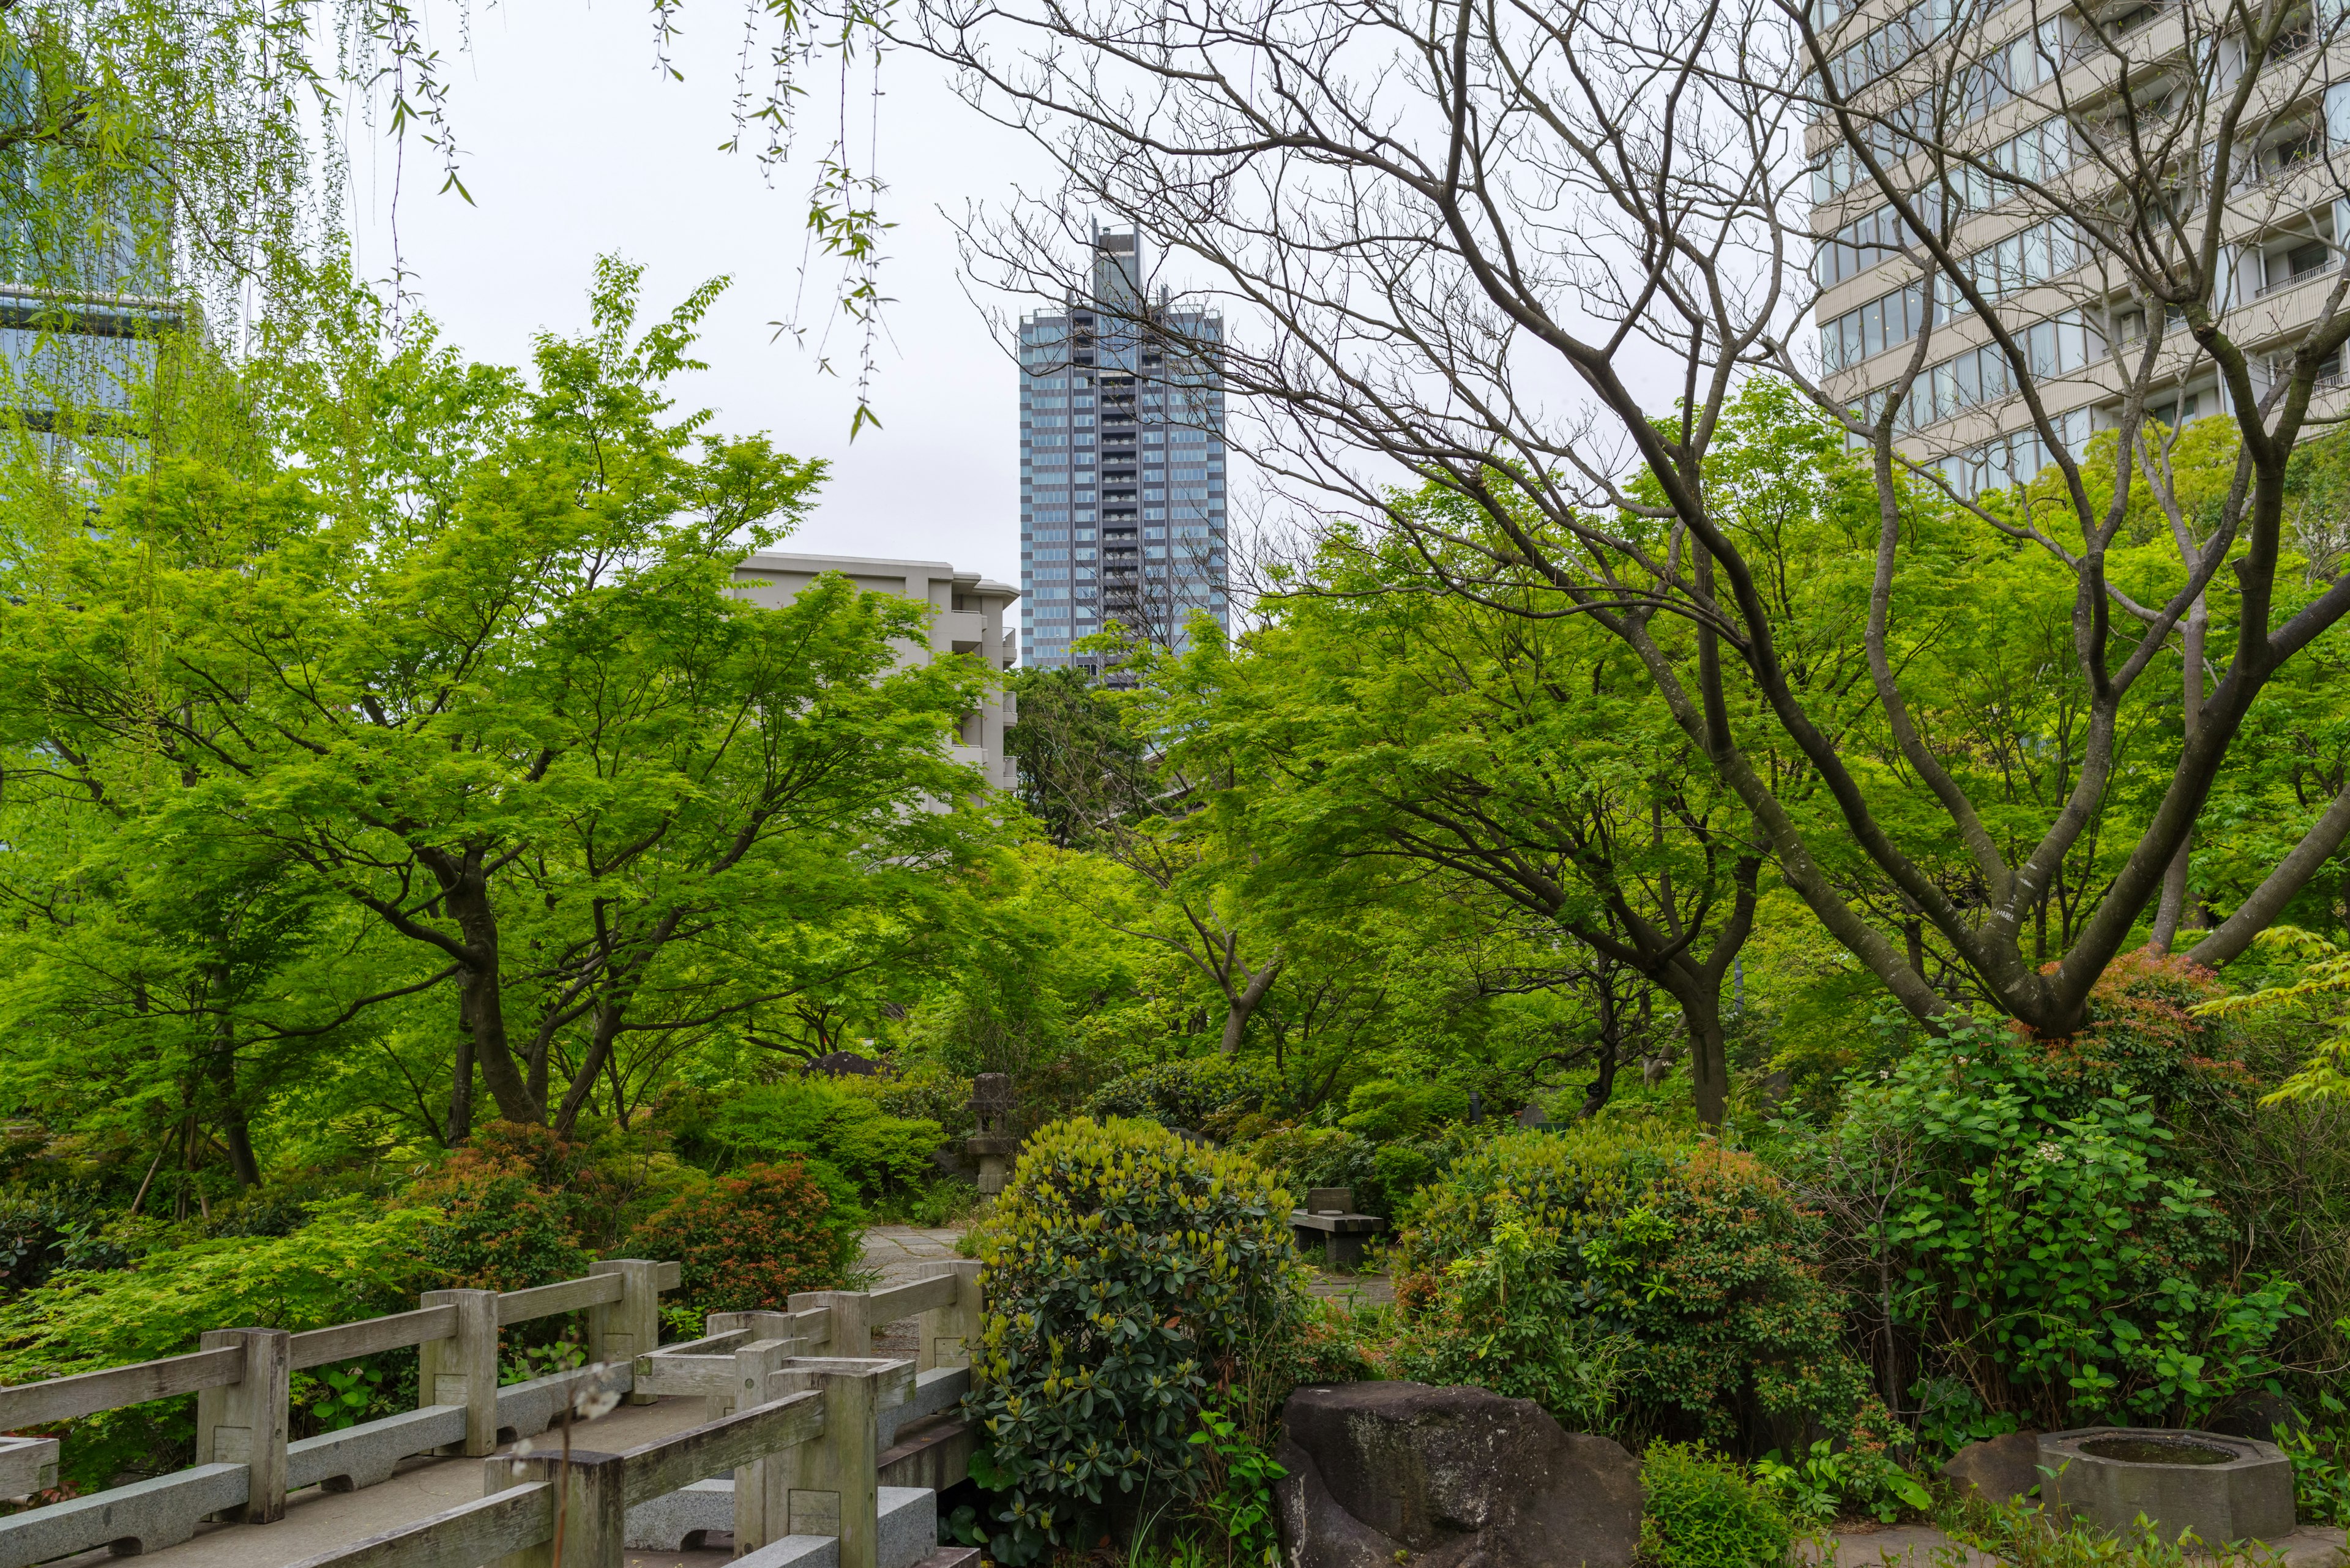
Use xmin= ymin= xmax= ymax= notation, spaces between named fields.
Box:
xmin=1017 ymin=228 xmax=1227 ymax=670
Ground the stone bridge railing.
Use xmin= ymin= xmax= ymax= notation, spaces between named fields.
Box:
xmin=0 ymin=1256 xmax=985 ymax=1568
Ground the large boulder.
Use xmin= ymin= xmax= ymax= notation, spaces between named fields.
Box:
xmin=1274 ymin=1381 xmax=1640 ymax=1568
xmin=1940 ymin=1430 xmax=2043 ymax=1503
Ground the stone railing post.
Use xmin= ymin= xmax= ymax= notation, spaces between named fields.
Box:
xmin=786 ymin=1290 xmax=872 ymax=1357
xmin=728 ymin=1337 xmax=797 ymax=1553
xmin=586 ymin=1260 xmax=661 ymax=1405
xmin=775 ymin=1363 xmax=886 ymax=1568
xmin=916 ymin=1260 xmax=983 ymax=1372
xmin=703 ymin=1312 xmax=800 ymax=1421
xmin=194 ymin=1327 xmax=290 ymax=1523
xmin=490 ymin=1447 xmax=626 ymax=1568
xmin=420 ymin=1288 xmax=502 ymax=1455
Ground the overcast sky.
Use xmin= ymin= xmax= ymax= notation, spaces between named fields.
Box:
xmin=346 ymin=0 xmax=1064 ymax=592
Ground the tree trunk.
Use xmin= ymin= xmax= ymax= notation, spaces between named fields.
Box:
xmin=209 ymin=1027 xmax=262 ymax=1189
xmin=449 ymin=996 xmax=476 ymax=1146
xmin=553 ymin=1002 xmax=624 ymax=1137
xmin=2150 ymin=604 xmax=2206 ymax=954
xmin=1220 ymin=957 xmax=1282 ymax=1057
xmin=426 ymin=852 xmax=541 ymax=1124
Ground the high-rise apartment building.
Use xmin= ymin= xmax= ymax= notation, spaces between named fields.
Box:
xmin=1807 ymin=0 xmax=2344 ymax=495
xmin=1016 ymin=228 xmax=1229 ymax=670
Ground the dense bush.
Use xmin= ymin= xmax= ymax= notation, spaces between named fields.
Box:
xmin=1393 ymin=1123 xmax=1863 ymax=1449
xmin=1637 ymin=1441 xmax=1794 ymax=1568
xmin=1334 ymin=1078 xmax=1469 ymax=1142
xmin=706 ymin=1080 xmax=947 ymax=1198
xmin=1383 ymin=1191 xmax=1630 ymax=1430
xmin=1081 ymin=1058 xmax=1285 ymax=1138
xmin=1810 ymin=1006 xmax=2296 ymax=1437
xmin=412 ymin=1171 xmax=594 ymax=1293
xmin=631 ymin=1161 xmax=859 ymax=1314
xmin=964 ymin=1116 xmax=1307 ymax=1562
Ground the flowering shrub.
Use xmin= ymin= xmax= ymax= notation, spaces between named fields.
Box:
xmin=964 ymin=1116 xmax=1307 ymax=1563
xmin=1393 ymin=1122 xmax=1863 ymax=1447
xmin=631 ymin=1161 xmax=857 ymax=1314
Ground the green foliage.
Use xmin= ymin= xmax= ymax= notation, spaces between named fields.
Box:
xmin=1395 ymin=1126 xmax=1863 ymax=1447
xmin=0 ymin=259 xmax=996 ymax=1178
xmin=2196 ymin=927 xmax=2350 ymax=1105
xmin=1636 ymin=1441 xmax=1794 ymax=1568
xmin=1187 ymin=1406 xmax=1286 ymax=1567
xmin=2275 ymin=1406 xmax=2350 ymax=1526
xmin=1754 ymin=1403 xmax=1929 ymax=1525
xmin=632 ymin=1161 xmax=857 ymax=1315
xmin=964 ymin=1116 xmax=1308 ymax=1562
xmin=1818 ymin=1013 xmax=2296 ymax=1430
xmin=0 ymin=1204 xmax=433 ymax=1487
xmin=1335 ymin=1078 xmax=1469 ymax=1142
xmin=413 ymin=1173 xmax=594 ymax=1293
xmin=1947 ymin=1493 xmax=2294 ymax=1564
xmin=1387 ymin=1191 xmax=1631 ymax=1431
xmin=704 ymin=1080 xmax=947 ymax=1198
xmin=1082 ymin=1058 xmax=1285 ymax=1138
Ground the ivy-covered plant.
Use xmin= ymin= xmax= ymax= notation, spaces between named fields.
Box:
xmin=963 ymin=1116 xmax=1307 ymax=1564
xmin=1825 ymin=1015 xmax=2297 ymax=1431
xmin=1392 ymin=1122 xmax=1865 ymax=1447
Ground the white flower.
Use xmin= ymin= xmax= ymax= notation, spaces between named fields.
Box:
xmin=2035 ymin=1141 xmax=2064 ymax=1163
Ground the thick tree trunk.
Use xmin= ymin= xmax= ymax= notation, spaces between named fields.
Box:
xmin=425 ymin=851 xmax=541 ymax=1124
xmin=449 ymin=1001 xmax=476 ymax=1146
xmin=209 ymin=1031 xmax=262 ymax=1189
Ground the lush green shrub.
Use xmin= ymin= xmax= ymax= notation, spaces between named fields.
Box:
xmin=964 ymin=1116 xmax=1307 ymax=1562
xmin=1393 ymin=1123 xmax=1863 ymax=1448
xmin=1638 ymin=1441 xmax=1793 ymax=1568
xmin=707 ymin=1080 xmax=946 ymax=1198
xmin=1817 ymin=1009 xmax=2296 ymax=1433
xmin=414 ymin=1171 xmax=594 ymax=1293
xmin=1083 ymin=1058 xmax=1285 ymax=1138
xmin=1335 ymin=1078 xmax=1469 ymax=1142
xmin=1385 ymin=1191 xmax=1630 ymax=1430
xmin=632 ymin=1161 xmax=858 ymax=1314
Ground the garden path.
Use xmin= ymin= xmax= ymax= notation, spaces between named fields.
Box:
xmin=1810 ymin=1523 xmax=2349 ymax=1566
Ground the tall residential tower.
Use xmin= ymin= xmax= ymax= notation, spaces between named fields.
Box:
xmin=1017 ymin=228 xmax=1228 ymax=670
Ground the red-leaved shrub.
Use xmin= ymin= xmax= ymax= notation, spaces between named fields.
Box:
xmin=630 ymin=1162 xmax=859 ymax=1313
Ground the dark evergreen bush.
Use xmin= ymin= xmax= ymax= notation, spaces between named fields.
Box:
xmin=963 ymin=1115 xmax=1306 ymax=1562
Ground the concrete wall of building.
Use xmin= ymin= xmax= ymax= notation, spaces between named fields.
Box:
xmin=732 ymin=551 xmax=1021 ymax=793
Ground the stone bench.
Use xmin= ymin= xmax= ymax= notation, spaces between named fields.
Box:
xmin=1289 ymin=1187 xmax=1385 ymax=1270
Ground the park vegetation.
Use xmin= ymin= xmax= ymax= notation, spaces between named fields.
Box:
xmin=14 ymin=0 xmax=2350 ymax=1558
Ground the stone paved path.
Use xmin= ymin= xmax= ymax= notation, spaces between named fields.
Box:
xmin=860 ymin=1226 xmax=967 ymax=1356
xmin=1809 ymin=1523 xmax=2348 ymax=1566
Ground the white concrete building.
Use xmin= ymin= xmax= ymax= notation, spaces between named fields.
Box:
xmin=731 ymin=551 xmax=1021 ymax=791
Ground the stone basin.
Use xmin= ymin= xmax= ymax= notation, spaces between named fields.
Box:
xmin=2042 ymin=1427 xmax=2296 ymax=1547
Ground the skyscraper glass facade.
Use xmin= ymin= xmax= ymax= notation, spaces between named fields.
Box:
xmin=1018 ymin=228 xmax=1227 ymax=669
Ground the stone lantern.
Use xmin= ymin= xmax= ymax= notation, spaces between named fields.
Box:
xmin=966 ymin=1073 xmax=1018 ymax=1203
